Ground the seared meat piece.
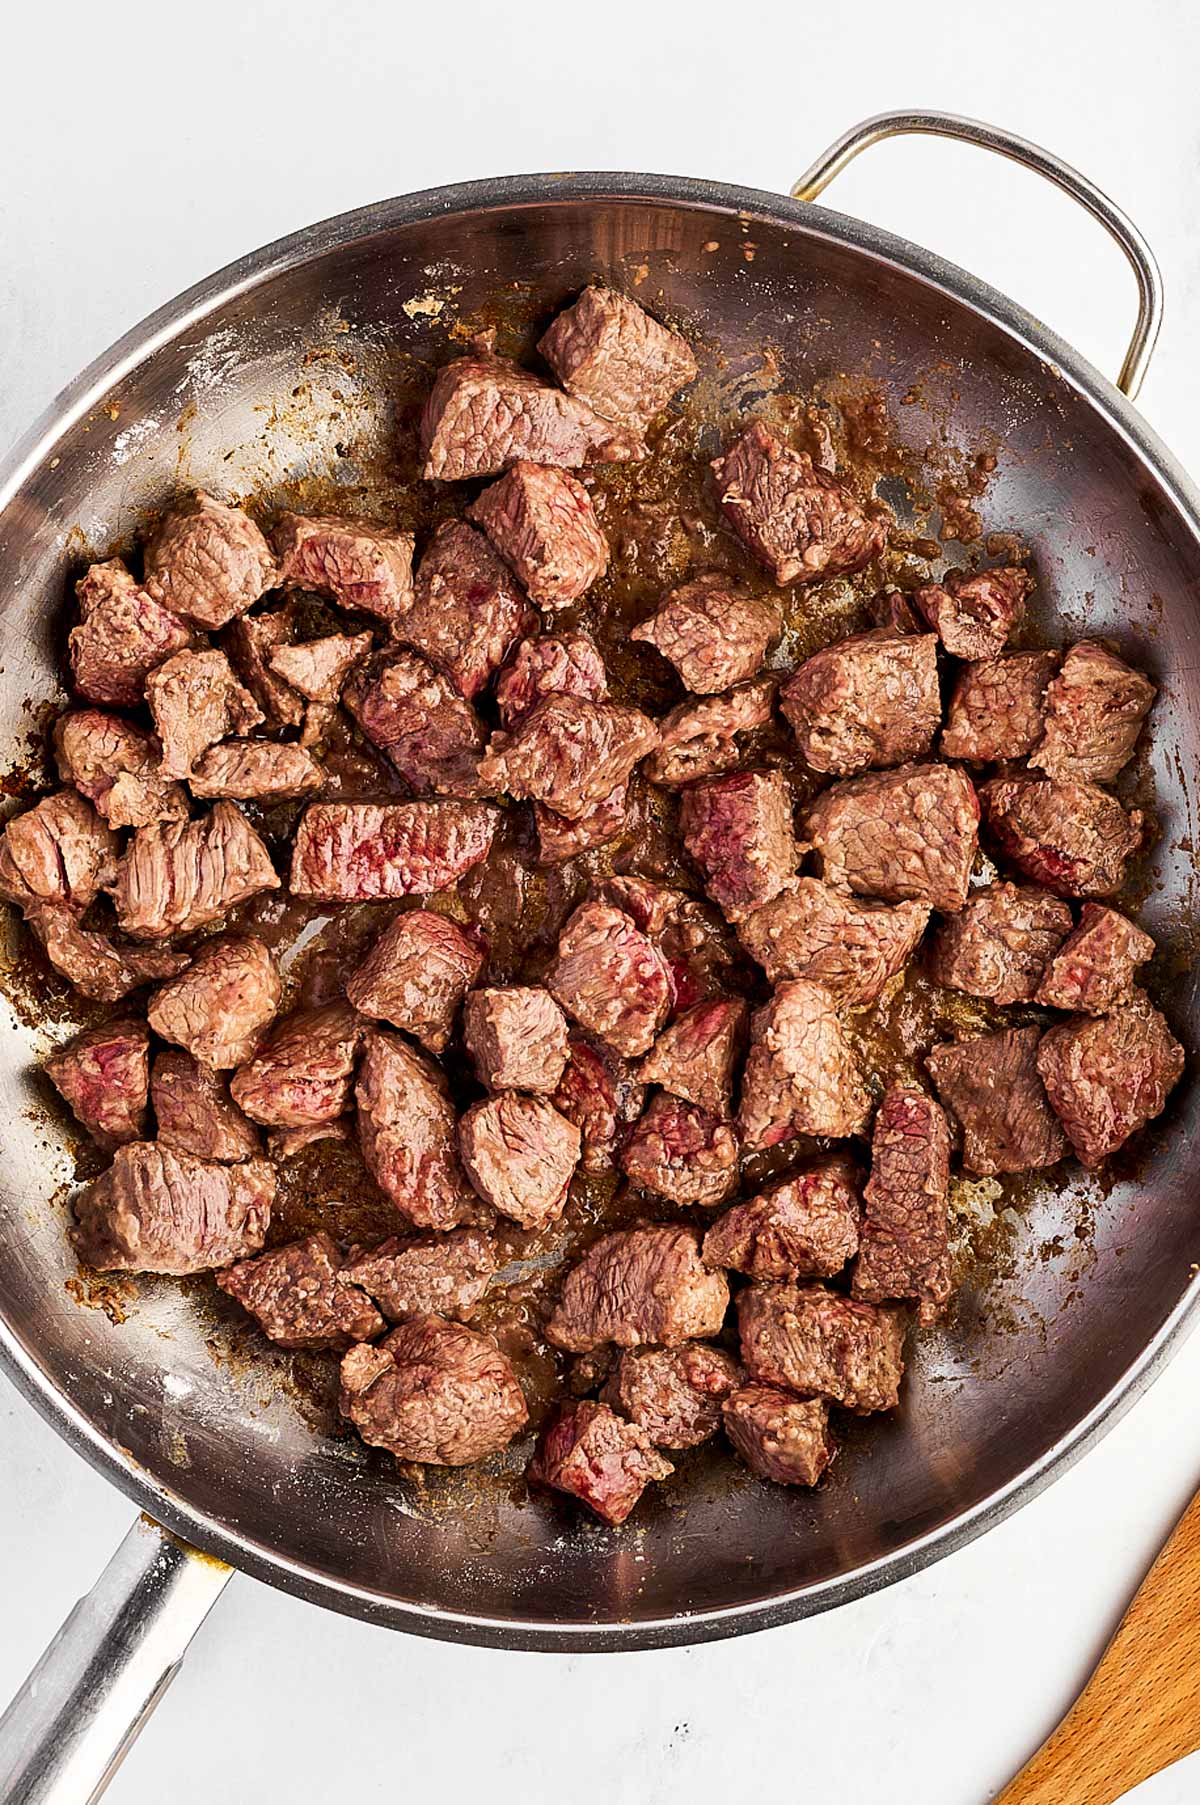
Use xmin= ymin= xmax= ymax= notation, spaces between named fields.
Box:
xmin=620 ymin=1092 xmax=739 ymax=1207
xmin=268 ymin=631 xmax=373 ymax=703
xmin=722 ymin=1387 xmax=836 ymax=1487
xmin=398 ymin=522 xmax=533 ymax=700
xmin=221 ymin=604 xmax=304 ymax=728
xmin=737 ymin=878 xmax=928 ymax=1006
xmin=272 ymin=512 xmax=416 ymax=624
xmin=738 ymin=979 xmax=870 ymax=1148
xmin=851 ymin=1083 xmax=952 ymax=1323
xmin=1035 ymin=903 xmax=1155 ymax=1015
xmin=112 ymin=802 xmax=280 ymax=939
xmin=494 ymin=631 xmax=607 ymax=728
xmin=927 ymin=882 xmax=1073 ymax=1005
xmin=346 ymin=910 xmax=483 ymax=1053
xmin=631 ymin=575 xmax=781 ymax=694
xmin=711 ymin=421 xmax=886 ymax=585
xmin=354 ymin=1029 xmax=478 ymax=1229
xmin=1037 ymin=993 xmax=1184 ymax=1168
xmin=546 ymin=1223 xmax=729 ymax=1352
xmin=340 ymin=1316 xmax=527 ymax=1465
xmin=143 ymin=492 xmax=278 ymax=629
xmin=145 ymin=649 xmax=263 ymax=780
xmin=926 ymin=1026 xmax=1068 ymax=1175
xmin=915 ymin=565 xmax=1030 ymax=660
xmin=737 ymin=1282 xmax=905 ymax=1414
xmin=552 ymin=1037 xmax=646 ymax=1174
xmin=594 ymin=876 xmax=741 ymax=1011
xmin=218 ymin=1232 xmax=384 ymax=1350
xmin=940 ymin=650 xmax=1059 ymax=763
xmin=0 ymin=792 xmax=118 ymax=913
xmin=469 ymin=463 xmax=609 ymax=609
xmin=69 ymin=559 xmax=193 ymax=707
xmin=528 ymin=1400 xmax=672 ymax=1525
xmin=463 ymin=985 xmax=571 ymax=1092
xmin=481 ymin=694 xmax=656 ymax=821
xmin=54 ymin=710 xmax=187 ymax=830
xmin=534 ymin=784 xmax=629 ymax=864
xmin=979 ymin=774 xmax=1143 ymax=898
xmin=71 ymin=1142 xmax=273 ymax=1274
xmin=680 ymin=769 xmax=801 ymax=922
xmin=45 ymin=1019 xmax=150 ymax=1148
xmin=601 ymin=1344 xmax=742 ymax=1449
xmin=867 ymin=586 xmax=925 ymax=634
xmin=26 ymin=907 xmax=187 ymax=1003
xmin=548 ymin=901 xmax=674 ymax=1058
xmin=459 ymin=1091 xmax=581 ymax=1227
xmin=151 ymin=1049 xmax=261 ymax=1162
xmin=341 ymin=1228 xmax=497 ymax=1323
xmin=231 ymin=1001 xmax=362 ymax=1127
xmin=343 ymin=648 xmax=485 ymax=798
xmin=1030 ymin=642 xmax=1156 ymax=783
xmin=702 ymin=1155 xmax=862 ymax=1281
xmin=805 ymin=763 xmax=980 ymax=913
xmin=190 ymin=740 xmax=323 ymax=801
xmin=644 ymin=680 xmax=776 ymax=787
xmin=148 ymin=934 xmax=280 ymax=1069
xmin=538 ymin=286 xmax=697 ymax=432
xmin=781 ymin=631 xmax=941 ymax=776
xmin=421 ymin=344 xmax=638 ymax=482
xmin=290 ymin=801 xmax=497 ymax=901
xmin=638 ymin=998 xmax=748 ymax=1115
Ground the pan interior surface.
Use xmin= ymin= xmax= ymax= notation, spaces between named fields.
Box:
xmin=1 ymin=181 xmax=1198 ymax=1646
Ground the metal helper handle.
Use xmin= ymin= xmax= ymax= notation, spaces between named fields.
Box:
xmin=0 ymin=1516 xmax=232 ymax=1805
xmin=791 ymin=110 xmax=1163 ymax=399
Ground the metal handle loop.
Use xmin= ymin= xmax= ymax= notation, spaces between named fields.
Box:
xmin=791 ymin=110 xmax=1163 ymax=399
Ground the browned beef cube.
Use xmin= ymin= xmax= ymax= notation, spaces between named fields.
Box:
xmin=546 ymin=1223 xmax=729 ymax=1351
xmin=189 ymin=740 xmax=324 ymax=801
xmin=481 ymin=694 xmax=655 ymax=820
xmin=151 ymin=1049 xmax=261 ymax=1162
xmin=915 ymin=565 xmax=1030 ymax=660
xmin=781 ymin=631 xmax=941 ymax=776
xmin=54 ymin=710 xmax=186 ymax=830
xmin=469 ymin=462 xmax=609 ymax=609
xmin=71 ymin=1142 xmax=274 ymax=1274
xmin=738 ymin=979 xmax=870 ymax=1149
xmin=737 ymin=1282 xmax=905 ymax=1414
xmin=112 ymin=802 xmax=280 ymax=940
xmin=290 ymin=801 xmax=497 ymax=901
xmin=552 ymin=1037 xmax=646 ymax=1174
xmin=680 ymin=770 xmax=801 ymax=922
xmin=595 ymin=876 xmax=744 ymax=1011
xmin=548 ymin=900 xmax=674 ymax=1057
xmin=638 ymin=998 xmax=748 ymax=1115
xmin=218 ymin=1232 xmax=384 ymax=1350
xmin=538 ymin=287 xmax=697 ymax=432
xmin=737 ymin=877 xmax=928 ymax=1006
xmin=979 ymin=774 xmax=1143 ymax=897
xmin=346 ymin=910 xmax=483 ymax=1053
xmin=340 ymin=1316 xmax=528 ymax=1465
xmin=272 ymin=512 xmax=415 ymax=624
xmin=703 ymin=1155 xmax=861 ymax=1281
xmin=26 ymin=907 xmax=187 ymax=1003
xmin=0 ymin=792 xmax=118 ymax=914
xmin=851 ymin=1083 xmax=952 ymax=1324
xmin=146 ymin=649 xmax=263 ymax=780
xmin=268 ymin=631 xmax=373 ymax=702
xmin=45 ymin=1019 xmax=150 ymax=1148
xmin=231 ymin=1001 xmax=361 ymax=1126
xmin=601 ymin=1344 xmax=742 ymax=1449
xmin=805 ymin=763 xmax=980 ymax=913
xmin=148 ymin=934 xmax=280 ymax=1069
xmin=70 ymin=560 xmax=193 ymax=707
xmin=723 ymin=1386 xmax=836 ymax=1487
xmin=644 ymin=679 xmax=776 ymax=787
xmin=343 ymin=648 xmax=485 ymax=798
xmin=421 ymin=344 xmax=638 ymax=482
xmin=528 ymin=1400 xmax=672 ymax=1524
xmin=1035 ymin=903 xmax=1155 ymax=1015
xmin=534 ymin=784 xmax=629 ymax=863
xmin=463 ymin=986 xmax=571 ymax=1092
xmin=620 ymin=1092 xmax=739 ymax=1207
xmin=1030 ymin=642 xmax=1156 ymax=783
xmin=221 ymin=603 xmax=304 ymax=728
xmin=341 ymin=1228 xmax=497 ymax=1323
xmin=940 ymin=650 xmax=1059 ymax=763
xmin=494 ymin=631 xmax=607 ymax=728
xmin=926 ymin=1026 xmax=1068 ymax=1175
xmin=143 ymin=492 xmax=278 ymax=629
xmin=927 ymin=882 xmax=1073 ymax=1005
xmin=1036 ymin=993 xmax=1184 ymax=1168
xmin=459 ymin=1091 xmax=581 ymax=1227
xmin=398 ymin=522 xmax=533 ymax=700
xmin=354 ymin=1029 xmax=478 ymax=1228
xmin=867 ymin=586 xmax=924 ymax=634
xmin=711 ymin=421 xmax=886 ymax=585
xmin=631 ymin=575 xmax=781 ymax=694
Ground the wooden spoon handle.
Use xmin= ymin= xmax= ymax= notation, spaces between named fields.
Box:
xmin=996 ymin=1490 xmax=1200 ymax=1805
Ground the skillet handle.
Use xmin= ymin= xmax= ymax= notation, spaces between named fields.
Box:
xmin=0 ymin=1515 xmax=231 ymax=1805
xmin=791 ymin=110 xmax=1163 ymax=400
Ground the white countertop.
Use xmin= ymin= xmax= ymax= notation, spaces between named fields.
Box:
xmin=3 ymin=2 xmax=1200 ymax=1798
